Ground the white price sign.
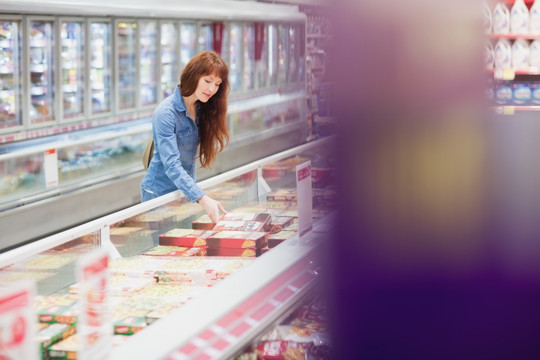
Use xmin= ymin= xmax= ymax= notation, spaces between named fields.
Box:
xmin=43 ymin=148 xmax=58 ymax=188
xmin=77 ymin=249 xmax=112 ymax=360
xmin=0 ymin=281 xmax=37 ymax=360
xmin=296 ymin=161 xmax=313 ymax=236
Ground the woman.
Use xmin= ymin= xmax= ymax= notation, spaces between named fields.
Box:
xmin=141 ymin=51 xmax=229 ymax=223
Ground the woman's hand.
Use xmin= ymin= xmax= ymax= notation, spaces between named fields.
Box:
xmin=198 ymin=195 xmax=227 ymax=223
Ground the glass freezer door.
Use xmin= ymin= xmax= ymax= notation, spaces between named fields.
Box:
xmin=179 ymin=23 xmax=196 ymax=75
xmin=243 ymin=24 xmax=255 ymax=91
xmin=89 ymin=21 xmax=112 ymax=115
xmin=116 ymin=21 xmax=137 ymax=111
xmin=197 ymin=23 xmax=213 ymax=54
xmin=229 ymin=23 xmax=243 ymax=93
xmin=277 ymin=24 xmax=289 ymax=84
xmin=160 ymin=22 xmax=179 ymax=99
xmin=139 ymin=20 xmax=158 ymax=107
xmin=0 ymin=20 xmax=22 ymax=130
xmin=60 ymin=20 xmax=84 ymax=120
xmin=29 ymin=19 xmax=55 ymax=124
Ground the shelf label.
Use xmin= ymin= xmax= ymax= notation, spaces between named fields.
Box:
xmin=77 ymin=249 xmax=112 ymax=360
xmin=43 ymin=148 xmax=58 ymax=188
xmin=494 ymin=68 xmax=515 ymax=80
xmin=503 ymin=106 xmax=515 ymax=115
xmin=0 ymin=281 xmax=38 ymax=360
xmin=296 ymin=161 xmax=313 ymax=236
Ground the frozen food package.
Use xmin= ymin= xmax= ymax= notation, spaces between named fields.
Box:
xmin=207 ymin=230 xmax=268 ymax=249
xmin=159 ymin=228 xmax=215 ymax=247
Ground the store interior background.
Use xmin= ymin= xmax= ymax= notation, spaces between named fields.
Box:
xmin=2 ymin=0 xmax=540 ymax=358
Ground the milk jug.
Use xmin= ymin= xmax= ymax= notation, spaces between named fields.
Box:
xmin=512 ymin=38 xmax=530 ymax=69
xmin=494 ymin=38 xmax=513 ymax=69
xmin=484 ymin=1 xmax=493 ymax=33
xmin=530 ymin=0 xmax=540 ymax=34
xmin=493 ymin=2 xmax=510 ymax=33
xmin=485 ymin=41 xmax=495 ymax=70
xmin=511 ymin=0 xmax=529 ymax=34
xmin=529 ymin=39 xmax=540 ymax=67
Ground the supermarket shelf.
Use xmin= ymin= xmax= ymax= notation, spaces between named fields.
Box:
xmin=493 ymin=105 xmax=540 ymax=114
xmin=488 ymin=32 xmax=540 ymax=40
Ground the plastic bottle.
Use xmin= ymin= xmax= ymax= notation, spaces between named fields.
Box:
xmin=494 ymin=38 xmax=513 ymax=69
xmin=512 ymin=38 xmax=530 ymax=69
xmin=511 ymin=0 xmax=529 ymax=34
xmin=529 ymin=39 xmax=540 ymax=67
xmin=485 ymin=41 xmax=495 ymax=70
xmin=513 ymin=82 xmax=532 ymax=104
xmin=493 ymin=2 xmax=510 ymax=34
xmin=484 ymin=2 xmax=493 ymax=33
xmin=530 ymin=0 xmax=540 ymax=33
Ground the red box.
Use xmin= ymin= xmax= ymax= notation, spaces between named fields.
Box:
xmin=159 ymin=229 xmax=215 ymax=247
xmin=266 ymin=189 xmax=297 ymax=202
xmin=207 ymin=231 xmax=268 ymax=249
xmin=268 ymin=230 xmax=298 ymax=248
xmin=206 ymin=247 xmax=260 ymax=257
xmin=268 ymin=216 xmax=294 ymax=234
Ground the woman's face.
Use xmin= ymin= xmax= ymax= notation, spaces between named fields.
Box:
xmin=195 ymin=73 xmax=222 ymax=103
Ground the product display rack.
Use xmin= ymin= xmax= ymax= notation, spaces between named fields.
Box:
xmin=0 ymin=137 xmax=336 ymax=359
xmin=300 ymin=5 xmax=334 ymax=140
xmin=487 ymin=0 xmax=540 ymax=113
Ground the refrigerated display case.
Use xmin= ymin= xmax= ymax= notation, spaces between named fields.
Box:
xmin=116 ymin=20 xmax=137 ymax=112
xmin=0 ymin=18 xmax=22 ymax=131
xmin=89 ymin=20 xmax=112 ymax=116
xmin=28 ymin=18 xmax=55 ymax=125
xmin=139 ymin=20 xmax=158 ymax=107
xmin=179 ymin=23 xmax=197 ymax=75
xmin=160 ymin=22 xmax=179 ymax=99
xmin=60 ymin=19 xmax=85 ymax=121
xmin=0 ymin=137 xmax=336 ymax=359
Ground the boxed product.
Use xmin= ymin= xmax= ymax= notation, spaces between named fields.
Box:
xmin=191 ymin=214 xmax=215 ymax=230
xmin=125 ymin=212 xmax=176 ymax=230
xmin=268 ymin=230 xmax=298 ymax=248
xmin=114 ymin=316 xmax=147 ymax=335
xmin=268 ymin=216 xmax=295 ymax=234
xmin=38 ymin=303 xmax=78 ymax=325
xmin=36 ymin=323 xmax=76 ymax=359
xmin=207 ymin=231 xmax=268 ymax=249
xmin=47 ymin=333 xmax=78 ymax=360
xmin=213 ymin=212 xmax=271 ymax=232
xmin=192 ymin=212 xmax=271 ymax=231
xmin=158 ymin=228 xmax=215 ymax=247
xmin=70 ymin=275 xmax=155 ymax=297
xmin=141 ymin=246 xmax=205 ymax=257
xmin=266 ymin=189 xmax=297 ymax=202
xmin=109 ymin=226 xmax=144 ymax=244
xmin=206 ymin=247 xmax=260 ymax=257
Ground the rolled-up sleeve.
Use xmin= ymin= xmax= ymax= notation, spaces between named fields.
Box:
xmin=154 ymin=109 xmax=205 ymax=203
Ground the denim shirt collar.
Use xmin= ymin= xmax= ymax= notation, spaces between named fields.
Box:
xmin=174 ymin=85 xmax=200 ymax=123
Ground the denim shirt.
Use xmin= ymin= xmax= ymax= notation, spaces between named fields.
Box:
xmin=141 ymin=86 xmax=205 ymax=203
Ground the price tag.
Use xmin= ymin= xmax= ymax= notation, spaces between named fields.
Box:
xmin=296 ymin=161 xmax=313 ymax=236
xmin=44 ymin=148 xmax=58 ymax=187
xmin=503 ymin=106 xmax=515 ymax=115
xmin=0 ymin=281 xmax=38 ymax=360
xmin=77 ymin=249 xmax=112 ymax=360
xmin=493 ymin=68 xmax=515 ymax=80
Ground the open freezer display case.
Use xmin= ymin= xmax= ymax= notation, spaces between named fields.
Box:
xmin=0 ymin=137 xmax=336 ymax=359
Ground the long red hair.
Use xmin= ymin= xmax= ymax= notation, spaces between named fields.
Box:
xmin=180 ymin=51 xmax=229 ymax=168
